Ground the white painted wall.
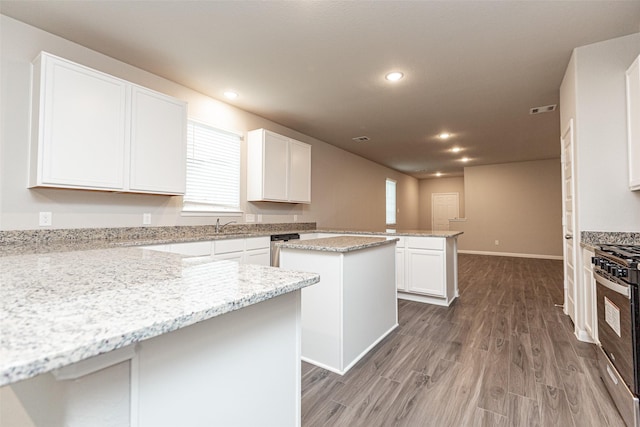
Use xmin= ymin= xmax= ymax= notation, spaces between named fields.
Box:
xmin=561 ymin=32 xmax=640 ymax=233
xmin=0 ymin=15 xmax=418 ymax=231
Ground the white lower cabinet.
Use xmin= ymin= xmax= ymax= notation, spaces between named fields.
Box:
xmin=406 ymin=248 xmax=445 ymax=296
xmin=395 ymin=237 xmax=406 ymax=292
xmin=582 ymin=247 xmax=597 ymax=343
xmin=143 ymin=237 xmax=270 ymax=266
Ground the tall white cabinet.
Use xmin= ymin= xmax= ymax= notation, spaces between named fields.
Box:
xmin=627 ymin=55 xmax=640 ymax=191
xmin=29 ymin=52 xmax=187 ymax=195
xmin=247 ymin=129 xmax=311 ymax=203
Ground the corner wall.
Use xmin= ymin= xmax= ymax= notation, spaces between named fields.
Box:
xmin=455 ymin=159 xmax=563 ymax=258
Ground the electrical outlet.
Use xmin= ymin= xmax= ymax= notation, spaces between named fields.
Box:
xmin=495 ymin=240 xmax=500 ymax=246
xmin=245 ymin=214 xmax=255 ymax=223
xmin=39 ymin=212 xmax=52 ymax=227
xmin=294 ymin=215 xmax=298 ymax=222
xmin=257 ymin=214 xmax=263 ymax=223
xmin=143 ymin=213 xmax=151 ymax=225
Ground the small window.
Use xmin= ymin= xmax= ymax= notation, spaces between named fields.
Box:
xmin=386 ymin=178 xmax=396 ymax=225
xmin=183 ymin=120 xmax=241 ymax=214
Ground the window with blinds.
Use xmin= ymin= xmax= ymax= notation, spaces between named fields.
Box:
xmin=386 ymin=178 xmax=396 ymax=225
xmin=183 ymin=120 xmax=241 ymax=213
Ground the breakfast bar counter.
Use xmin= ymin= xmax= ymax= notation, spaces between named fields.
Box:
xmin=0 ymin=246 xmax=319 ymax=427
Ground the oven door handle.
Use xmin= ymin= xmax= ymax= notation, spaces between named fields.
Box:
xmin=595 ymin=271 xmax=630 ymax=298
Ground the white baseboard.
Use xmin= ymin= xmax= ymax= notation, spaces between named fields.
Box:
xmin=458 ymin=250 xmax=563 ymax=261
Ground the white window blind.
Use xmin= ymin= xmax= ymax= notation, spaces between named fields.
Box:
xmin=386 ymin=178 xmax=396 ymax=225
xmin=183 ymin=120 xmax=241 ymax=213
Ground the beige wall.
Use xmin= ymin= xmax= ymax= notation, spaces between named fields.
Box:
xmin=0 ymin=16 xmax=418 ymax=231
xmin=455 ymin=159 xmax=563 ymax=257
xmin=417 ymin=177 xmax=465 ymax=229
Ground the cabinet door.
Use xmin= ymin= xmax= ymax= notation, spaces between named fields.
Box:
xmin=36 ymin=54 xmax=127 ymax=189
xmin=627 ymin=56 xmax=640 ymax=191
xmin=245 ymin=248 xmax=270 ymax=266
xmin=406 ymin=249 xmax=445 ymax=297
xmin=213 ymin=252 xmax=244 ymax=263
xmin=396 ymin=249 xmax=406 ymax=291
xmin=129 ymin=87 xmax=187 ymax=194
xmin=263 ymin=131 xmax=289 ymax=201
xmin=288 ymin=140 xmax=311 ymax=203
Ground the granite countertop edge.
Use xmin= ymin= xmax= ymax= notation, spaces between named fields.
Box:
xmin=279 ymin=236 xmax=399 ymax=253
xmin=0 ymin=251 xmax=319 ymax=387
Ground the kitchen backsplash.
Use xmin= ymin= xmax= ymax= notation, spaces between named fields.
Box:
xmin=0 ymin=223 xmax=316 ymax=246
xmin=581 ymin=231 xmax=640 ymax=246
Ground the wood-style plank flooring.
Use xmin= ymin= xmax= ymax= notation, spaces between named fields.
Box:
xmin=301 ymin=254 xmax=626 ymax=426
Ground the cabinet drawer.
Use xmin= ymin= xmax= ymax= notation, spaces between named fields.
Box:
xmin=214 ymin=238 xmax=245 ymax=255
xmin=245 ymin=237 xmax=270 ymax=251
xmin=169 ymin=241 xmax=212 ymax=256
xmin=406 ymin=237 xmax=444 ymax=250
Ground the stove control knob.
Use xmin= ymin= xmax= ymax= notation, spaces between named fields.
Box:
xmin=592 ymin=256 xmax=598 ymax=265
xmin=618 ymin=268 xmax=628 ymax=278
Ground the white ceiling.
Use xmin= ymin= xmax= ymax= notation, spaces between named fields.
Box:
xmin=2 ymin=1 xmax=639 ymax=178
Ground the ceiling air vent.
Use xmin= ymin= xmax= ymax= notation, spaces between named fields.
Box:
xmin=529 ymin=104 xmax=557 ymax=115
xmin=352 ymin=136 xmax=370 ymax=142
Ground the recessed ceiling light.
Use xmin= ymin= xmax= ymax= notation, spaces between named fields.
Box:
xmin=451 ymin=147 xmax=462 ymax=153
xmin=438 ymin=132 xmax=451 ymax=140
xmin=461 ymin=157 xmax=470 ymax=162
xmin=224 ymin=91 xmax=239 ymax=100
xmin=435 ymin=172 xmax=442 ymax=177
xmin=385 ymin=71 xmax=404 ymax=82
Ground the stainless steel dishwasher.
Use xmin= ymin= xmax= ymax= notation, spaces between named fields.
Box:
xmin=270 ymin=233 xmax=300 ymax=267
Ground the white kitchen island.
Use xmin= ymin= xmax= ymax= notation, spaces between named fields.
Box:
xmin=279 ymin=236 xmax=398 ymax=375
xmin=0 ymin=246 xmax=319 ymax=427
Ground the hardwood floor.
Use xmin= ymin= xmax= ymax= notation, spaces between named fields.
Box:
xmin=301 ymin=254 xmax=626 ymax=426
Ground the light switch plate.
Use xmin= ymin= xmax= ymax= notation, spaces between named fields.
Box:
xmin=143 ymin=213 xmax=151 ymax=225
xmin=257 ymin=214 xmax=263 ymax=222
xmin=245 ymin=214 xmax=255 ymax=223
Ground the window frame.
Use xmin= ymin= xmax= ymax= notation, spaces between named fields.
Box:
xmin=385 ymin=178 xmax=397 ymax=226
xmin=181 ymin=118 xmax=243 ymax=216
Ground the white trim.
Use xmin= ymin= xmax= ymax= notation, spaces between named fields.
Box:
xmin=458 ymin=249 xmax=563 ymax=260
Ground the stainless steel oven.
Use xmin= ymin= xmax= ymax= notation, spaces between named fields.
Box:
xmin=593 ymin=245 xmax=640 ymax=427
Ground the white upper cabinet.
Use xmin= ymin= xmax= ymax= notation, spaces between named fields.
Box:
xmin=129 ymin=86 xmax=187 ymax=194
xmin=30 ymin=52 xmax=128 ymax=190
xmin=626 ymin=55 xmax=640 ymax=191
xmin=247 ymin=129 xmax=311 ymax=203
xmin=29 ymin=52 xmax=187 ymax=195
xmin=288 ymin=139 xmax=312 ymax=203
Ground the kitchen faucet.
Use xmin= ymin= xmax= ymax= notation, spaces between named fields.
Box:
xmin=215 ymin=218 xmax=237 ymax=233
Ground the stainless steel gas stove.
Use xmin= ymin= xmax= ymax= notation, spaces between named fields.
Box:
xmin=593 ymin=245 xmax=640 ymax=427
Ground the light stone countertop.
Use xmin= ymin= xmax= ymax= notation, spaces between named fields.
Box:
xmin=317 ymin=228 xmax=464 ymax=238
xmin=0 ymin=247 xmax=319 ymax=386
xmin=278 ymin=235 xmax=398 ymax=252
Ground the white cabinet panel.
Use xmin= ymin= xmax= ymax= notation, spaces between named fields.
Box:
xmin=262 ymin=131 xmax=289 ymax=201
xmin=289 ymin=140 xmax=311 ymax=203
xmin=129 ymin=87 xmax=186 ymax=194
xmin=406 ymin=249 xmax=445 ymax=297
xmin=245 ymin=248 xmax=270 ymax=266
xmin=30 ymin=53 xmax=127 ymax=190
xmin=247 ymin=128 xmax=311 ymax=203
xmin=582 ymin=247 xmax=597 ymax=343
xmin=245 ymin=237 xmax=270 ymax=251
xmin=29 ymin=52 xmax=186 ymax=195
xmin=214 ymin=239 xmax=245 ymax=255
xmin=626 ymin=55 xmax=640 ymax=191
xmin=213 ymin=252 xmax=244 ymax=263
xmin=396 ymin=249 xmax=406 ymax=291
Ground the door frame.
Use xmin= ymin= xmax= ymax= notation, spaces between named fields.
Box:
xmin=431 ymin=192 xmax=460 ymax=231
xmin=561 ymin=119 xmax=579 ymax=335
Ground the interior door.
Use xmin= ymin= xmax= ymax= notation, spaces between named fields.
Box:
xmin=561 ymin=120 xmax=577 ymax=324
xmin=431 ymin=193 xmax=459 ymax=231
